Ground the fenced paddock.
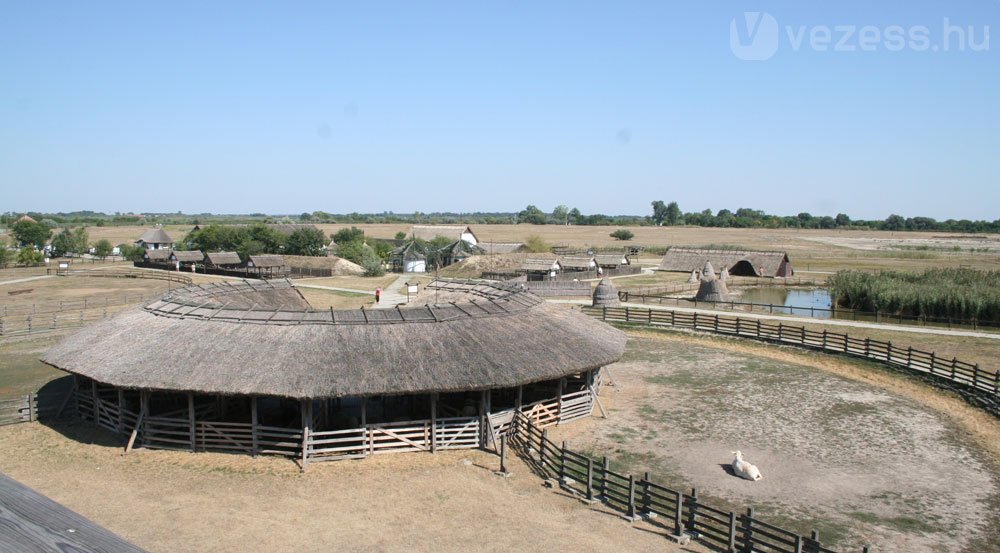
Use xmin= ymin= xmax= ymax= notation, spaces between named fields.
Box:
xmin=508 ymin=411 xmax=860 ymax=553
xmin=583 ymin=306 xmax=1000 ymax=415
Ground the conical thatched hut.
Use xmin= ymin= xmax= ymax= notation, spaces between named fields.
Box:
xmin=695 ymin=262 xmax=729 ymax=302
xmin=688 ymin=270 xmax=699 ymax=284
xmin=42 ymin=279 xmax=625 ymax=466
xmin=592 ymin=278 xmax=621 ymax=308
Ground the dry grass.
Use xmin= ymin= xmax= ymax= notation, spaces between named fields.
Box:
xmin=295 ymin=288 xmax=373 ymax=310
xmin=293 ymin=274 xmax=398 ymax=291
xmin=0 ymin=422 xmax=709 ymax=553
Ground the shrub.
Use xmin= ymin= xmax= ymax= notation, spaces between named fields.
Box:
xmin=610 ymin=229 xmax=634 ymax=241
xmin=524 ymin=235 xmax=550 ymax=253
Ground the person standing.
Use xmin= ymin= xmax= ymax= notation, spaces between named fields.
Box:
xmin=375 ymin=287 xmax=382 ymax=304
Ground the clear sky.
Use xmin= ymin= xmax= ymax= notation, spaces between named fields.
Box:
xmin=1 ymin=1 xmax=996 ymax=219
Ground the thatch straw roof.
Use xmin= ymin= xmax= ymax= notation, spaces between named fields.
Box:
xmin=411 ymin=225 xmax=478 ymax=244
xmin=136 ymin=228 xmax=173 ymax=245
xmin=205 ymin=251 xmax=242 ymax=267
xmin=561 ymin=256 xmax=596 ymax=270
xmin=595 ymin=254 xmax=629 ymax=267
xmin=479 ymin=242 xmax=527 ymax=254
xmin=42 ymin=279 xmax=626 ymax=400
xmin=521 ymin=258 xmax=562 ymax=272
xmin=695 ymin=262 xmax=730 ymax=301
xmin=658 ymin=248 xmax=793 ymax=277
xmin=143 ymin=249 xmax=172 ymax=261
xmin=169 ymin=250 xmax=204 ymax=263
xmin=247 ymin=254 xmax=285 ymax=268
xmin=592 ymin=278 xmax=621 ymax=307
xmin=391 ymin=241 xmax=426 ymax=261
xmin=440 ymin=240 xmax=484 ymax=259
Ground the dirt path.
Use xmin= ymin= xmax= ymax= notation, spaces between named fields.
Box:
xmin=0 ymin=275 xmax=55 ymax=286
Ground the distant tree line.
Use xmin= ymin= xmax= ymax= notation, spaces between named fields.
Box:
xmin=184 ymin=223 xmax=328 ymax=261
xmin=4 ymin=204 xmax=999 ymax=234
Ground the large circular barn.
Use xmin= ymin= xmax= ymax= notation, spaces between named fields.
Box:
xmin=42 ymin=279 xmax=625 ymax=466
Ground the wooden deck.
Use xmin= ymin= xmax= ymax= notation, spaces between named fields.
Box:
xmin=0 ymin=473 xmax=145 ymax=553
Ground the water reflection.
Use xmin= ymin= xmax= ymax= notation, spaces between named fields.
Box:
xmin=735 ymin=287 xmax=833 ymax=319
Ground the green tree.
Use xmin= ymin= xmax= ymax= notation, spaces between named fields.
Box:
xmin=394 ymin=231 xmax=407 ymax=240
xmin=518 ymin=205 xmax=546 ymax=225
xmin=568 ymin=208 xmax=582 ymax=224
xmin=524 ymin=235 xmax=550 ymax=253
xmin=651 ymin=201 xmax=668 ymax=225
xmin=118 ymin=243 xmax=146 ymax=262
xmin=0 ymin=244 xmax=13 ymax=268
xmin=665 ymin=202 xmax=682 ymax=225
xmin=17 ymin=247 xmax=43 ymax=265
xmin=284 ymin=227 xmax=327 ymax=256
xmin=552 ymin=205 xmax=569 ymax=225
xmin=610 ymin=229 xmax=634 ymax=240
xmin=360 ymin=244 xmax=385 ymax=276
xmin=11 ymin=220 xmax=52 ymax=248
xmin=332 ymin=226 xmax=365 ymax=244
xmin=73 ymin=227 xmax=89 ymax=254
xmin=50 ymin=229 xmax=77 ymax=256
xmin=94 ymin=239 xmax=113 ymax=259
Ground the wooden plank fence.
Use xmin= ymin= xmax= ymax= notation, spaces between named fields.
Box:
xmin=583 ymin=306 xmax=1000 ymax=415
xmin=0 ymin=393 xmax=65 ymax=426
xmin=508 ymin=410 xmax=865 ymax=553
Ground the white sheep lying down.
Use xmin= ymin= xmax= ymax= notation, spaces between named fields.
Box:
xmin=731 ymin=450 xmax=762 ymax=481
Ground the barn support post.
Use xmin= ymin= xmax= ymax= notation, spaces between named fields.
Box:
xmin=430 ymin=393 xmax=438 ymax=453
xmin=188 ymin=393 xmax=196 ymax=451
xmin=515 ymin=385 xmax=523 ymax=411
xmin=300 ymin=399 xmax=312 ymax=471
xmin=361 ymin=397 xmax=370 ymax=456
xmin=91 ymin=380 xmax=99 ymax=426
xmin=556 ymin=377 xmax=565 ymax=424
xmin=250 ymin=396 xmax=259 ymax=457
xmin=478 ymin=390 xmax=487 ymax=448
xmin=117 ymin=389 xmax=125 ymax=433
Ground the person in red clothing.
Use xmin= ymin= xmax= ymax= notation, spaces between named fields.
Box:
xmin=375 ymin=287 xmax=382 ymax=304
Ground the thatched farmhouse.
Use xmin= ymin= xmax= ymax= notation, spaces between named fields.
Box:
xmin=561 ymin=256 xmax=597 ymax=272
xmin=246 ymin=254 xmax=287 ymax=278
xmin=595 ymin=254 xmax=630 ymax=270
xmin=658 ymin=248 xmax=793 ymax=278
xmin=135 ymin=228 xmax=174 ymax=250
xmin=391 ymin=241 xmax=427 ymax=273
xmin=411 ymin=224 xmax=479 ymax=246
xmin=142 ymin=248 xmax=172 ymax=263
xmin=521 ymin=258 xmax=563 ymax=281
xmin=169 ymin=250 xmax=204 ymax=270
xmin=204 ymin=251 xmax=242 ymax=270
xmin=439 ymin=240 xmax=484 ymax=266
xmin=42 ymin=279 xmax=624 ymax=466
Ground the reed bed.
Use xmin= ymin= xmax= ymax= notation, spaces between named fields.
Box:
xmin=828 ymin=268 xmax=1000 ymax=321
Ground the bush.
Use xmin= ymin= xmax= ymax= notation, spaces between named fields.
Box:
xmin=828 ymin=268 xmax=1000 ymax=321
xmin=524 ymin=235 xmax=550 ymax=253
xmin=93 ymin=239 xmax=113 ymax=259
xmin=17 ymin=247 xmax=43 ymax=265
xmin=610 ymin=229 xmax=634 ymax=241
xmin=360 ymin=244 xmax=385 ymax=276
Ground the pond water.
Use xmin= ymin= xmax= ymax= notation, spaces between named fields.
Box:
xmin=735 ymin=287 xmax=833 ymax=318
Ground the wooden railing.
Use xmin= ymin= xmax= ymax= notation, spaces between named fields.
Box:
xmin=509 ymin=411 xmax=867 ymax=553
xmin=583 ymin=306 xmax=1000 ymax=415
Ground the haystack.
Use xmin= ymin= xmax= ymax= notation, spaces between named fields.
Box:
xmin=688 ymin=270 xmax=699 ymax=283
xmin=695 ymin=262 xmax=730 ymax=302
xmin=592 ymin=278 xmax=621 ymax=307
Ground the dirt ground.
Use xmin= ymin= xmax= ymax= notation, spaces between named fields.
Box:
xmin=0 ymin=422 xmax=712 ymax=553
xmin=550 ymin=331 xmax=1000 ymax=553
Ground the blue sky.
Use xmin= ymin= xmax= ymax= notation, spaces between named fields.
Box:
xmin=1 ymin=1 xmax=996 ymax=219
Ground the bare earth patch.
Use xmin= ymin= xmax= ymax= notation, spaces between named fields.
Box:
xmin=551 ymin=331 xmax=1000 ymax=553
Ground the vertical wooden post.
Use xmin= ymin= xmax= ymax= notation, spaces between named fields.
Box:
xmin=91 ymin=380 xmax=99 ymax=425
xmin=686 ymin=488 xmax=698 ymax=533
xmin=27 ymin=393 xmax=34 ymax=422
xmin=794 ymin=535 xmax=803 ymax=553
xmin=556 ymin=378 xmax=565 ymax=424
xmin=601 ymin=456 xmax=610 ymax=499
xmin=250 ymin=396 xmax=259 ymax=457
xmin=865 ymin=338 xmax=871 ymax=357
xmin=117 ymin=389 xmax=125 ymax=432
xmin=188 ymin=393 xmax=196 ymax=451
xmin=674 ymin=489 xmax=684 ymax=539
xmin=626 ymin=474 xmax=637 ymax=520
xmin=361 ymin=397 xmax=370 ymax=456
xmin=138 ymin=390 xmax=149 ymax=447
xmin=301 ymin=399 xmax=312 ymax=471
xmin=586 ymin=458 xmax=594 ymax=501
xmin=540 ymin=428 xmax=548 ymax=468
xmin=430 ymin=393 xmax=437 ymax=453
xmin=516 ymin=385 xmax=523 ymax=411
xmin=478 ymin=390 xmax=487 ymax=448
xmin=821 ymin=330 xmax=828 ymax=350
xmin=728 ymin=511 xmax=737 ymax=552
xmin=559 ymin=441 xmax=567 ymax=481
xmin=740 ymin=507 xmax=754 ymax=553
xmin=499 ymin=434 xmax=508 ymax=474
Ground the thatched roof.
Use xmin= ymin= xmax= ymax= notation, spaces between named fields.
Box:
xmin=411 ymin=225 xmax=478 ymax=244
xmin=136 ymin=228 xmax=173 ymax=245
xmin=592 ymin=278 xmax=621 ymax=307
xmin=169 ymin=250 xmax=204 ymax=263
xmin=561 ymin=256 xmax=596 ymax=270
xmin=480 ymin=242 xmax=527 ymax=254
xmin=268 ymin=223 xmax=318 ymax=236
xmin=595 ymin=254 xmax=629 ymax=267
xmin=440 ymin=240 xmax=484 ymax=258
xmin=42 ymin=279 xmax=626 ymax=400
xmin=248 ymin=254 xmax=285 ymax=268
xmin=205 ymin=251 xmax=242 ymax=267
xmin=521 ymin=258 xmax=562 ymax=272
xmin=658 ymin=248 xmax=792 ymax=277
xmin=143 ymin=249 xmax=172 ymax=261
xmin=391 ymin=241 xmax=426 ymax=261
xmin=695 ymin=262 xmax=730 ymax=301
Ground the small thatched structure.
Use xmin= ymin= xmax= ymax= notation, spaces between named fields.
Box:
xmin=480 ymin=242 xmax=527 ymax=254
xmin=247 ymin=254 xmax=286 ymax=278
xmin=135 ymin=228 xmax=174 ymax=250
xmin=688 ymin=270 xmax=699 ymax=284
xmin=439 ymin=240 xmax=485 ymax=267
xmin=143 ymin=248 xmax=172 ymax=262
xmin=43 ymin=279 xmax=624 ymax=466
xmin=521 ymin=258 xmax=562 ymax=281
xmin=391 ymin=241 xmax=427 ymax=273
xmin=595 ymin=254 xmax=629 ymax=269
xmin=169 ymin=250 xmax=204 ymax=268
xmin=561 ymin=256 xmax=596 ymax=272
xmin=658 ymin=248 xmax=793 ymax=277
xmin=592 ymin=278 xmax=621 ymax=308
xmin=205 ymin=251 xmax=242 ymax=269
xmin=411 ymin=225 xmax=479 ymax=246
xmin=695 ymin=262 xmax=730 ymax=302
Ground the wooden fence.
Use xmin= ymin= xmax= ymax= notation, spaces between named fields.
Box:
xmin=583 ymin=306 xmax=1000 ymax=415
xmin=52 ymin=268 xmax=194 ymax=285
xmin=508 ymin=410 xmax=871 ymax=553
xmin=0 ymin=392 xmax=68 ymax=426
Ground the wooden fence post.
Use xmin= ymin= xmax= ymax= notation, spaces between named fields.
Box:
xmin=499 ymin=435 xmax=508 ymax=475
xmin=756 ymin=319 xmax=761 ymax=338
xmin=728 ymin=511 xmax=737 ymax=552
xmin=674 ymin=489 xmax=685 ymax=538
xmin=821 ymin=330 xmax=827 ymax=350
xmin=601 ymin=456 xmax=610 ymax=499
xmin=887 ymin=341 xmax=893 ymax=363
xmin=686 ymin=488 xmax=698 ymax=534
xmin=251 ymin=396 xmax=259 ymax=457
xmin=865 ymin=338 xmax=871 ymax=357
xmin=740 ymin=507 xmax=754 ymax=553
xmin=540 ymin=429 xmax=548 ymax=467
xmin=586 ymin=458 xmax=594 ymax=501
xmin=27 ymin=393 xmax=34 ymax=422
xmin=973 ymin=365 xmax=981 ymax=390
xmin=627 ymin=474 xmax=637 ymax=520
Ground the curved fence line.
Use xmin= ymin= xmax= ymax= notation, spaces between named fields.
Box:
xmin=508 ymin=410 xmax=868 ymax=553
xmin=581 ymin=306 xmax=999 ymax=416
